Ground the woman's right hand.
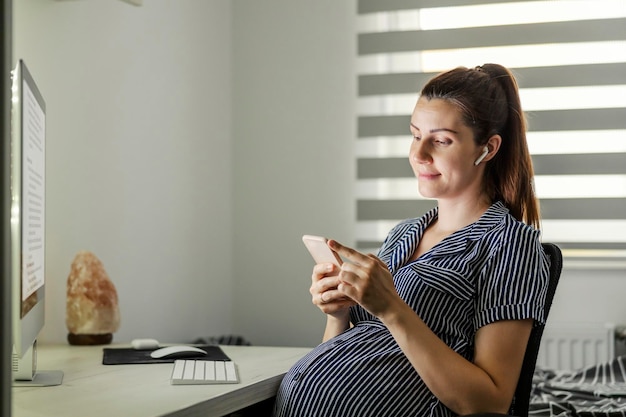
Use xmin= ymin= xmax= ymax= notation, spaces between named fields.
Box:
xmin=309 ymin=262 xmax=355 ymax=319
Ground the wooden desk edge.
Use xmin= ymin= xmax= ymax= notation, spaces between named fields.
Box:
xmin=17 ymin=344 xmax=312 ymax=417
xmin=168 ymin=374 xmax=285 ymax=417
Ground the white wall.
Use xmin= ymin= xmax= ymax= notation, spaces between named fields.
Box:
xmin=546 ymin=268 xmax=626 ymax=328
xmin=13 ymin=0 xmax=626 ymax=350
xmin=230 ymin=1 xmax=356 ymax=347
xmin=14 ymin=0 xmax=235 ymax=344
xmin=13 ymin=0 xmax=356 ymax=348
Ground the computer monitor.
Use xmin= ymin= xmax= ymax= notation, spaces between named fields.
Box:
xmin=2 ymin=2 xmax=15 ymax=413
xmin=10 ymin=59 xmax=62 ymax=386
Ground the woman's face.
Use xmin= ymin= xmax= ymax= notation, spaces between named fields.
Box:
xmin=409 ymin=97 xmax=486 ymax=202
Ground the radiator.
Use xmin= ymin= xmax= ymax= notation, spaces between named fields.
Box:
xmin=536 ymin=322 xmax=616 ymax=371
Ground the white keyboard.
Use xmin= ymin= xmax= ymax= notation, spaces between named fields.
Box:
xmin=170 ymin=359 xmax=239 ymax=385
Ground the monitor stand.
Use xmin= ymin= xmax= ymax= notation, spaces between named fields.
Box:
xmin=13 ymin=370 xmax=64 ymax=387
xmin=12 ymin=342 xmax=63 ymax=387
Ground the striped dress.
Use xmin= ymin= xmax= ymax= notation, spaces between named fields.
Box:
xmin=273 ymin=201 xmax=550 ymax=417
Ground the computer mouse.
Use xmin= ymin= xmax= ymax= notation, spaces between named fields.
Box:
xmin=149 ymin=345 xmax=208 ymax=359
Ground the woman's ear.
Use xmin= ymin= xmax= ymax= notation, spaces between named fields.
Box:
xmin=483 ymin=134 xmax=502 ymax=163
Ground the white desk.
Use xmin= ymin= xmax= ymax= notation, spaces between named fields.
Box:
xmin=13 ymin=344 xmax=311 ymax=417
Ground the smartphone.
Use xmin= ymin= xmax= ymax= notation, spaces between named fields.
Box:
xmin=302 ymin=235 xmax=343 ymax=266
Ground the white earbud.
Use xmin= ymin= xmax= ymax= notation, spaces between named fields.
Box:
xmin=474 ymin=146 xmax=489 ymax=166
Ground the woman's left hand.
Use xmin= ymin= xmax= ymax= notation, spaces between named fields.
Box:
xmin=328 ymin=239 xmax=401 ymax=318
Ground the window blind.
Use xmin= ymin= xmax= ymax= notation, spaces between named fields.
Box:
xmin=356 ymin=0 xmax=626 ymax=268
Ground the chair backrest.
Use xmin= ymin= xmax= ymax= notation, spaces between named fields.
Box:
xmin=508 ymin=243 xmax=563 ymax=417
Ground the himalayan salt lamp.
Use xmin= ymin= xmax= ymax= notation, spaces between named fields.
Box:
xmin=66 ymin=251 xmax=120 ymax=345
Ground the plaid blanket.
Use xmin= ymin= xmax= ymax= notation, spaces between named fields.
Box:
xmin=530 ymin=355 xmax=626 ymax=416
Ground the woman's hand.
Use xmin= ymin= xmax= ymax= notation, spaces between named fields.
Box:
xmin=309 ymin=262 xmax=355 ymax=319
xmin=328 ymin=240 xmax=401 ymax=318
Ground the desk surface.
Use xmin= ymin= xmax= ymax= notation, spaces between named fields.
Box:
xmin=13 ymin=344 xmax=311 ymax=417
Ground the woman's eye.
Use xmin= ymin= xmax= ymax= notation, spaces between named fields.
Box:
xmin=413 ymin=136 xmax=421 ymax=141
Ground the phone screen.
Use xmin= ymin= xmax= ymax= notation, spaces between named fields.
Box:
xmin=302 ymin=235 xmax=342 ymax=266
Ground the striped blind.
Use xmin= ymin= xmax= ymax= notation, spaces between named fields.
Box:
xmin=356 ymin=0 xmax=626 ymax=268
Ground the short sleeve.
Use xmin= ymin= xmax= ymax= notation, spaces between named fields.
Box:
xmin=475 ymin=221 xmax=550 ymax=330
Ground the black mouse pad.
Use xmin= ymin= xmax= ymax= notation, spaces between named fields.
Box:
xmin=102 ymin=345 xmax=231 ymax=365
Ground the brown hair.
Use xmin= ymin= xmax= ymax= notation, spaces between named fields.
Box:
xmin=420 ymin=64 xmax=540 ymax=229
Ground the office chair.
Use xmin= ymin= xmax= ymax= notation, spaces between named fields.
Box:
xmin=464 ymin=242 xmax=563 ymax=417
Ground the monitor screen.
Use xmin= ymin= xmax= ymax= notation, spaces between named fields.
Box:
xmin=10 ymin=60 xmax=61 ymax=385
xmin=11 ymin=58 xmax=45 ymax=358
